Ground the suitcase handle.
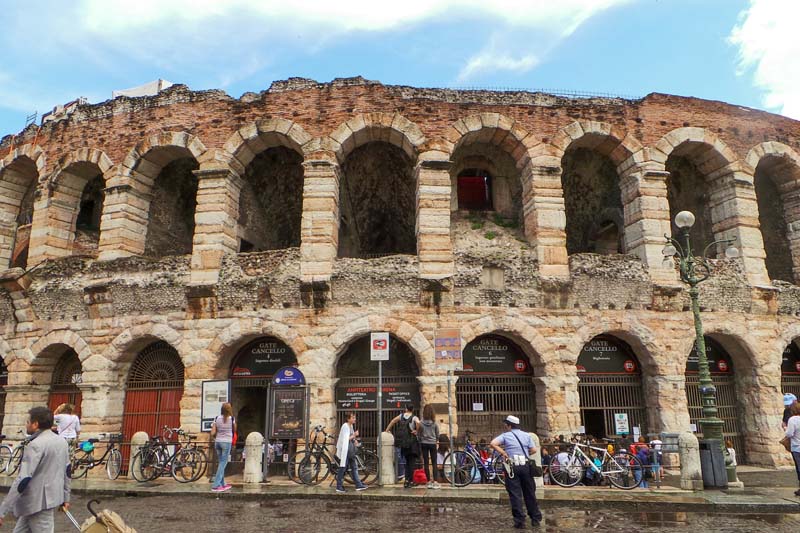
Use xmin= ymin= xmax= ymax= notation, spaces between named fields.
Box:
xmin=87 ymin=499 xmax=101 ymax=519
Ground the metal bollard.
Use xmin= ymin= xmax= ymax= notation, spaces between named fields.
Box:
xmin=243 ymin=432 xmax=264 ymax=484
xmin=127 ymin=431 xmax=148 ymax=479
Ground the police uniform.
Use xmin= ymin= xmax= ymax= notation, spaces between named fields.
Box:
xmin=491 ymin=415 xmax=542 ymax=529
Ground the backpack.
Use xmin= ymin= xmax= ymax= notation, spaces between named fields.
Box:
xmin=394 ymin=415 xmax=417 ymax=449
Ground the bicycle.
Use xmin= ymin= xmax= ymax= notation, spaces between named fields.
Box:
xmin=0 ymin=435 xmax=13 ymax=473
xmin=6 ymin=430 xmax=31 ymax=475
xmin=442 ymin=430 xmax=512 ymax=487
xmin=130 ymin=426 xmax=207 ymax=483
xmin=548 ymin=437 xmax=642 ymax=489
xmin=69 ymin=433 xmax=124 ymax=480
xmin=288 ymin=425 xmax=378 ymax=486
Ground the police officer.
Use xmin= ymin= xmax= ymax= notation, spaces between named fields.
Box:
xmin=490 ymin=415 xmax=543 ymax=529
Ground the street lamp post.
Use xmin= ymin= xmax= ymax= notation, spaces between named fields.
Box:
xmin=662 ymin=210 xmax=740 ymax=482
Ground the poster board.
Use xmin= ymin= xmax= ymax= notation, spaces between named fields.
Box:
xmin=270 ymin=387 xmax=306 ymax=439
xmin=201 ymin=380 xmax=230 ymax=432
xmin=434 ymin=328 xmax=462 ymax=369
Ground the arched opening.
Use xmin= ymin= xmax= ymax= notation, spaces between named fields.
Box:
xmin=450 ymin=142 xmax=524 ymax=242
xmin=561 ymin=146 xmax=624 ymax=255
xmin=666 ymin=146 xmax=717 ymax=257
xmin=577 ymin=335 xmax=647 ymax=439
xmin=74 ymin=173 xmax=104 ymax=254
xmin=228 ymin=337 xmax=298 ymax=443
xmin=337 ymin=142 xmax=416 ymax=258
xmin=685 ymin=337 xmax=745 ymax=462
xmin=335 ymin=334 xmax=420 ymax=444
xmin=754 ymin=156 xmax=800 ymax=283
xmin=143 ymin=155 xmax=199 ymax=257
xmin=0 ymin=155 xmax=38 ymax=269
xmin=782 ymin=340 xmax=800 ymax=399
xmin=456 ymin=335 xmax=535 ymax=439
xmin=48 ymin=349 xmax=82 ymax=415
xmin=121 ymin=341 xmax=184 ymax=467
xmin=237 ymin=146 xmax=304 ymax=253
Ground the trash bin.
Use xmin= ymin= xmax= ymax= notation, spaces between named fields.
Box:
xmin=698 ymin=439 xmax=728 ymax=488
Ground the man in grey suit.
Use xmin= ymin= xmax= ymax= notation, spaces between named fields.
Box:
xmin=0 ymin=407 xmax=70 ymax=532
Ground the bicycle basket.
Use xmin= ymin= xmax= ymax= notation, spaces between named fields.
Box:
xmin=80 ymin=441 xmax=94 ymax=453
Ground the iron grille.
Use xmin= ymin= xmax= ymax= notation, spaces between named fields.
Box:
xmin=578 ymin=374 xmax=647 ymax=437
xmin=51 ymin=349 xmax=82 ymax=390
xmin=336 ymin=376 xmax=419 ymax=445
xmin=685 ymin=374 xmax=745 ymax=462
xmin=456 ymin=375 xmax=536 ymax=441
xmin=127 ymin=341 xmax=185 ymax=390
xmin=782 ymin=375 xmax=800 ymax=399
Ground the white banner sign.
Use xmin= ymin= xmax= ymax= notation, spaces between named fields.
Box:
xmin=370 ymin=332 xmax=390 ymax=361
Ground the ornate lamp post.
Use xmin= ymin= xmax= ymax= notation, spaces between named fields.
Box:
xmin=662 ymin=210 xmax=740 ymax=480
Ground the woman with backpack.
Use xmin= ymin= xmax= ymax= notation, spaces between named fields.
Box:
xmin=385 ymin=404 xmax=420 ymax=488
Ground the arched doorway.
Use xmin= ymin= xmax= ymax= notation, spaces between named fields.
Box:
xmin=48 ymin=349 xmax=82 ymax=414
xmin=685 ymin=337 xmax=745 ymax=462
xmin=228 ymin=337 xmax=298 ymax=441
xmin=783 ymin=340 xmax=800 ymax=398
xmin=456 ymin=335 xmax=536 ymax=439
xmin=121 ymin=341 xmax=184 ymax=467
xmin=577 ymin=335 xmax=647 ymax=439
xmin=335 ymin=335 xmax=420 ymax=444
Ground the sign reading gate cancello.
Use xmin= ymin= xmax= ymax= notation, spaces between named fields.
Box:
xmin=577 ymin=337 xmax=639 ymax=374
xmin=783 ymin=342 xmax=800 ymax=375
xmin=461 ymin=335 xmax=531 ymax=374
xmin=231 ymin=337 xmax=297 ymax=378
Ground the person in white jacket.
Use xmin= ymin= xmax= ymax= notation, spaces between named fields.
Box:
xmin=335 ymin=412 xmax=367 ymax=493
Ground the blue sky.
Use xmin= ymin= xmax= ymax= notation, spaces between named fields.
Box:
xmin=0 ymin=0 xmax=797 ymax=137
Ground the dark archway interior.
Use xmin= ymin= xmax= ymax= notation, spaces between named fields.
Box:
xmin=238 ymin=146 xmax=304 ymax=252
xmin=75 ymin=174 xmax=104 ymax=252
xmin=754 ymin=157 xmax=796 ymax=283
xmin=338 ymin=142 xmax=416 ymax=257
xmin=666 ymin=155 xmax=716 ymax=257
xmin=336 ymin=334 xmax=419 ymax=377
xmin=561 ymin=147 xmax=623 ymax=254
xmin=144 ymin=157 xmax=199 ymax=257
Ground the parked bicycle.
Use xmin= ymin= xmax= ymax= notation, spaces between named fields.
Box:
xmin=442 ymin=430 xmax=512 ymax=487
xmin=548 ymin=437 xmax=642 ymax=489
xmin=288 ymin=425 xmax=378 ymax=486
xmin=0 ymin=434 xmax=13 ymax=473
xmin=69 ymin=433 xmax=124 ymax=480
xmin=6 ymin=430 xmax=31 ymax=475
xmin=130 ymin=426 xmax=208 ymax=483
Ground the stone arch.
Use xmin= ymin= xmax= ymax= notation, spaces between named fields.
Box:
xmin=745 ymin=142 xmax=800 ymax=283
xmin=572 ymin=320 xmax=662 ymax=375
xmin=0 ymin=146 xmax=45 ymax=268
xmin=446 ymin=113 xmax=535 ymax=171
xmin=329 ymin=113 xmax=425 ymax=164
xmin=29 ymin=330 xmax=93 ymax=366
xmin=460 ymin=314 xmax=553 ymax=374
xmin=328 ymin=315 xmax=432 ymax=375
xmin=653 ymin=127 xmax=738 ymax=175
xmin=121 ymin=131 xmax=207 ymax=183
xmin=223 ymin=118 xmax=312 ymax=170
xmin=552 ymin=120 xmax=642 ymax=168
xmin=103 ymin=323 xmax=186 ymax=384
xmin=207 ymin=318 xmax=308 ymax=375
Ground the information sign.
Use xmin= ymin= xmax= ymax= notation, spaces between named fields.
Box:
xmin=270 ymin=388 xmax=306 ymax=439
xmin=370 ymin=332 xmax=390 ymax=361
xmin=201 ymin=380 xmax=230 ymax=432
xmin=613 ymin=413 xmax=630 ymax=435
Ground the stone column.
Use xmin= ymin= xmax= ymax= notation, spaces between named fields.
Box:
xmin=0 ymin=220 xmax=15 ymax=269
xmin=523 ymin=162 xmax=568 ymax=278
xmin=97 ymin=181 xmax=150 ymax=260
xmin=180 ymin=378 xmax=203 ymax=434
xmin=189 ymin=168 xmax=242 ymax=285
xmin=415 ymin=156 xmax=454 ymax=279
xmin=533 ymin=374 xmax=580 ymax=439
xmin=645 ymin=374 xmax=691 ymax=435
xmin=2 ymin=384 xmax=49 ymax=438
xmin=708 ymin=169 xmax=769 ymax=286
xmin=620 ymin=168 xmax=675 ymax=283
xmin=77 ymin=378 xmax=125 ymax=436
xmin=300 ymin=159 xmax=340 ymax=282
xmin=418 ymin=374 xmax=453 ymax=431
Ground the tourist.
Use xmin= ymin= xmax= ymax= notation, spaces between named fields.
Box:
xmin=385 ymin=404 xmax=420 ymax=488
xmin=540 ymin=447 xmax=552 ymax=485
xmin=0 ymin=407 xmax=71 ymax=531
xmin=649 ymin=436 xmax=664 ymax=480
xmin=436 ymin=433 xmax=449 ymax=483
xmin=725 ymin=439 xmax=737 ymax=468
xmin=210 ymin=402 xmax=237 ymax=492
xmin=419 ymin=404 xmax=440 ymax=489
xmin=53 ymin=403 xmax=80 ymax=443
xmin=335 ymin=412 xmax=366 ymax=493
xmin=784 ymin=401 xmax=800 ymax=497
xmin=490 ymin=415 xmax=543 ymax=529
xmin=633 ymin=443 xmax=650 ymax=488
xmin=783 ymin=393 xmax=797 ymax=430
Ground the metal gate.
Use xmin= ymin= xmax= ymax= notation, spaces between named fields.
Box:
xmin=336 ymin=376 xmax=420 ymax=447
xmin=48 ymin=349 xmax=82 ymax=414
xmin=121 ymin=341 xmax=184 ymax=471
xmin=685 ymin=374 xmax=745 ymax=462
xmin=783 ymin=375 xmax=800 ymax=399
xmin=0 ymin=360 xmax=6 ymax=432
xmin=456 ymin=375 xmax=536 ymax=440
xmin=578 ymin=374 xmax=647 ymax=437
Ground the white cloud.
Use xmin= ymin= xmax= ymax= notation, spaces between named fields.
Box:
xmin=729 ymin=0 xmax=800 ymax=119
xmin=459 ymin=53 xmax=539 ymax=81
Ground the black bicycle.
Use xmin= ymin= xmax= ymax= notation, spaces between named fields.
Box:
xmin=69 ymin=433 xmax=123 ymax=480
xmin=131 ymin=426 xmax=207 ymax=483
xmin=288 ymin=425 xmax=378 ymax=486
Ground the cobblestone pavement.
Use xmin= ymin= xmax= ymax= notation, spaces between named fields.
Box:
xmin=5 ymin=494 xmax=797 ymax=532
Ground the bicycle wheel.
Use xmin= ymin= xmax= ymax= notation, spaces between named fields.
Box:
xmin=548 ymin=453 xmax=584 ymax=487
xmin=298 ymin=453 xmax=331 ymax=485
xmin=69 ymin=451 xmax=92 ymax=479
xmin=287 ymin=450 xmax=309 ymax=484
xmin=171 ymin=448 xmax=203 ymax=483
xmin=131 ymin=447 xmax=161 ymax=482
xmin=0 ymin=445 xmax=12 ymax=473
xmin=105 ymin=448 xmax=122 ymax=480
xmin=604 ymin=451 xmax=642 ymax=490
xmin=345 ymin=448 xmax=378 ymax=485
xmin=442 ymin=451 xmax=478 ymax=487
xmin=192 ymin=446 xmax=209 ymax=480
xmin=7 ymin=446 xmax=24 ymax=476
xmin=489 ymin=454 xmax=510 ymax=486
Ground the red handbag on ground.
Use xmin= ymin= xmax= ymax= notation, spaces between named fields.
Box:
xmin=412 ymin=468 xmax=428 ymax=485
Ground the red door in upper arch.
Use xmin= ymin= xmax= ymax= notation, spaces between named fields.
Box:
xmin=48 ymin=349 xmax=83 ymax=415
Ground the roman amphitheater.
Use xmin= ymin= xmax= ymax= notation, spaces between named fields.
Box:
xmin=0 ymin=76 xmax=798 ymax=468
